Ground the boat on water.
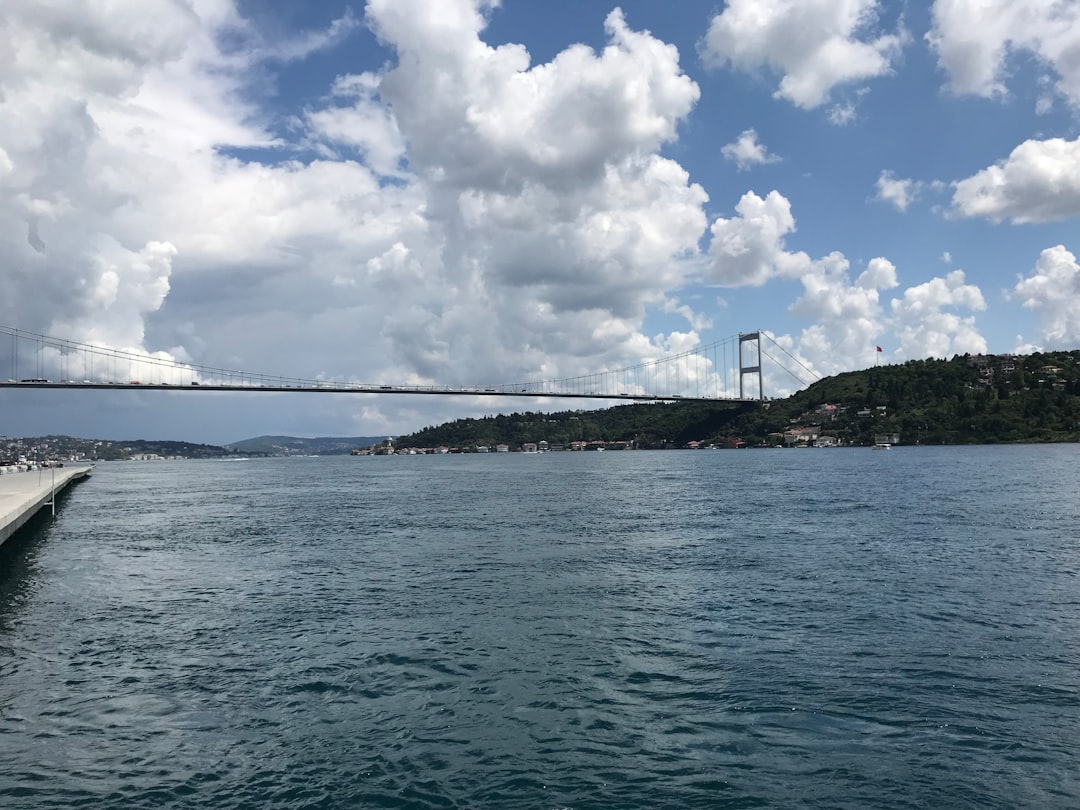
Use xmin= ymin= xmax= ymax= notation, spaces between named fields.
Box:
xmin=873 ymin=433 xmax=898 ymax=450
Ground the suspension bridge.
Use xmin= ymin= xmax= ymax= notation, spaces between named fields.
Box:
xmin=0 ymin=325 xmax=816 ymax=403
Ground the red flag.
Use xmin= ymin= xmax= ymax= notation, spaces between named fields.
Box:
xmin=876 ymin=346 xmax=883 ymax=352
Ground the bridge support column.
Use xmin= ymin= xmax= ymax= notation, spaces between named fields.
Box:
xmin=739 ymin=332 xmax=764 ymax=401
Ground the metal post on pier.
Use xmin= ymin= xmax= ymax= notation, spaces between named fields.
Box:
xmin=41 ymin=464 xmax=57 ymax=516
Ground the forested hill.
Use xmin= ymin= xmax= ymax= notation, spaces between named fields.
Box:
xmin=394 ymin=350 xmax=1080 ymax=449
xmin=397 ymin=399 xmax=756 ymax=450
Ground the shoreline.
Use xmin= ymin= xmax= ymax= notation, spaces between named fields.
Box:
xmin=0 ymin=465 xmax=93 ymax=547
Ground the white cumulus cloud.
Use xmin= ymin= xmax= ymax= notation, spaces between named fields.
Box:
xmin=721 ymin=129 xmax=781 ymax=170
xmin=704 ymin=192 xmax=905 ymax=383
xmin=786 ymin=254 xmax=896 ymax=374
xmin=705 ymin=190 xmax=810 ymax=286
xmin=701 ymin=0 xmax=907 ymax=109
xmin=354 ymin=0 xmax=710 ymax=382
xmin=950 ymin=137 xmax=1080 ymax=223
xmin=304 ymin=72 xmax=408 ymax=176
xmin=0 ymin=0 xmax=718 ymax=404
xmin=890 ymin=269 xmax=987 ymax=358
xmin=765 ymin=260 xmax=988 ymax=395
xmin=1011 ymin=245 xmax=1080 ymax=347
xmin=928 ymin=0 xmax=1080 ymax=109
xmin=875 ymin=170 xmax=919 ymax=211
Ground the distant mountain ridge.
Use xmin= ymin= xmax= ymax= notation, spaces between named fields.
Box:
xmin=226 ymin=435 xmax=388 ymax=455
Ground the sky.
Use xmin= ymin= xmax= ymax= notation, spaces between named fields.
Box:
xmin=2 ymin=0 xmax=1079 ymax=444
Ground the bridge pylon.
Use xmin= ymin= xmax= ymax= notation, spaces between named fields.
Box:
xmin=739 ymin=331 xmax=764 ymax=402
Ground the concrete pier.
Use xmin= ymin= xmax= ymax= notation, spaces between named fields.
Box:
xmin=0 ymin=465 xmax=93 ymax=547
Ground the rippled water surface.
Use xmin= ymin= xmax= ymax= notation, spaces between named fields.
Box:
xmin=2 ymin=446 xmax=1079 ymax=808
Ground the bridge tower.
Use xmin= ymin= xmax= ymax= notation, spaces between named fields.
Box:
xmin=738 ymin=331 xmax=764 ymax=401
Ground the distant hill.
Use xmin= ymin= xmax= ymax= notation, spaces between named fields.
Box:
xmin=395 ymin=401 xmax=753 ymax=450
xmin=1 ymin=435 xmax=235 ymax=461
xmin=226 ymin=435 xmax=388 ymax=455
xmin=747 ymin=349 xmax=1080 ymax=446
xmin=395 ymin=350 xmax=1080 ymax=449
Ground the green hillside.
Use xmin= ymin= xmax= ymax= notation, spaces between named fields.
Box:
xmin=762 ymin=350 xmax=1080 ymax=446
xmin=396 ymin=400 xmax=755 ymax=450
xmin=393 ymin=350 xmax=1080 ymax=449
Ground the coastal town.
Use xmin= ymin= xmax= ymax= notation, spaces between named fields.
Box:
xmin=353 ymin=404 xmax=897 ymax=455
xmin=1 ymin=436 xmax=94 ymax=472
xmin=0 ymin=435 xmax=231 ymax=465
xmin=352 ymin=436 xmax=750 ymax=455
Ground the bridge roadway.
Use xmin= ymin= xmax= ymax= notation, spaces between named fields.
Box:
xmin=0 ymin=380 xmax=754 ymax=403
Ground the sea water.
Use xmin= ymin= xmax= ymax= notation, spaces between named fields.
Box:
xmin=1 ymin=446 xmax=1078 ymax=808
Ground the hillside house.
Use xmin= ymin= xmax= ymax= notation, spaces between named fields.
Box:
xmin=784 ymin=426 xmax=819 ymax=446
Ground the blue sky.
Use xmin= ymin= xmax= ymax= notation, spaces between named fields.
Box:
xmin=1 ymin=0 xmax=1079 ymax=443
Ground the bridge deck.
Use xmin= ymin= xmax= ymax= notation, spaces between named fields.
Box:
xmin=0 ymin=381 xmax=756 ymax=402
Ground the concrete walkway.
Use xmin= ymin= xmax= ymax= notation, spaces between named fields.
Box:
xmin=0 ymin=465 xmax=93 ymax=547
